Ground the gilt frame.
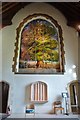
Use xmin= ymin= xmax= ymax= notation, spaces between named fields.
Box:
xmin=12 ymin=13 xmax=65 ymax=74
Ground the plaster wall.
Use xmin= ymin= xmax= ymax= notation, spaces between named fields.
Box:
xmin=2 ymin=3 xmax=78 ymax=113
xmin=0 ymin=30 xmax=2 ymax=80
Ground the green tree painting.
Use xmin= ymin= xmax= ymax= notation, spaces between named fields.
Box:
xmin=19 ymin=19 xmax=59 ymax=68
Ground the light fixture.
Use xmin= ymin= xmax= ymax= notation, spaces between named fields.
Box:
xmin=76 ymin=24 xmax=80 ymax=32
xmin=77 ymin=25 xmax=80 ymax=30
xmin=68 ymin=69 xmax=72 ymax=74
xmin=72 ymin=65 xmax=77 ymax=79
xmin=72 ymin=65 xmax=76 ymax=69
xmin=68 ymin=65 xmax=77 ymax=79
xmin=73 ymin=73 xmax=77 ymax=79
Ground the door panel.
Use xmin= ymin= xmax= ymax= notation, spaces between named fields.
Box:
xmin=0 ymin=81 xmax=9 ymax=113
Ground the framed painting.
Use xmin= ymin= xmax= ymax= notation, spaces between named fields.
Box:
xmin=12 ymin=13 xmax=65 ymax=74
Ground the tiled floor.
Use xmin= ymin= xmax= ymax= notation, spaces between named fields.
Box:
xmin=7 ymin=113 xmax=79 ymax=118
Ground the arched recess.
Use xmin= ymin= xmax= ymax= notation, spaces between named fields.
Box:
xmin=30 ymin=81 xmax=48 ymax=103
xmin=12 ymin=13 xmax=65 ymax=74
xmin=67 ymin=80 xmax=80 ymax=114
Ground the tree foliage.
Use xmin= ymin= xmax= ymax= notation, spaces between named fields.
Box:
xmin=20 ymin=19 xmax=59 ymax=62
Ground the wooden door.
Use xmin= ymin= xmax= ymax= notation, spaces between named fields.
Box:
xmin=0 ymin=81 xmax=9 ymax=113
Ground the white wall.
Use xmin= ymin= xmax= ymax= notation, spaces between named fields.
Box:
xmin=2 ymin=3 xmax=78 ymax=113
xmin=0 ymin=30 xmax=2 ymax=80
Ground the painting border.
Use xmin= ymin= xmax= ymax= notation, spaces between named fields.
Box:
xmin=12 ymin=13 xmax=65 ymax=74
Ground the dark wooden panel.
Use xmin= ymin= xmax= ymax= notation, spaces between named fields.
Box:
xmin=0 ymin=2 xmax=80 ymax=31
xmin=0 ymin=81 xmax=9 ymax=113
